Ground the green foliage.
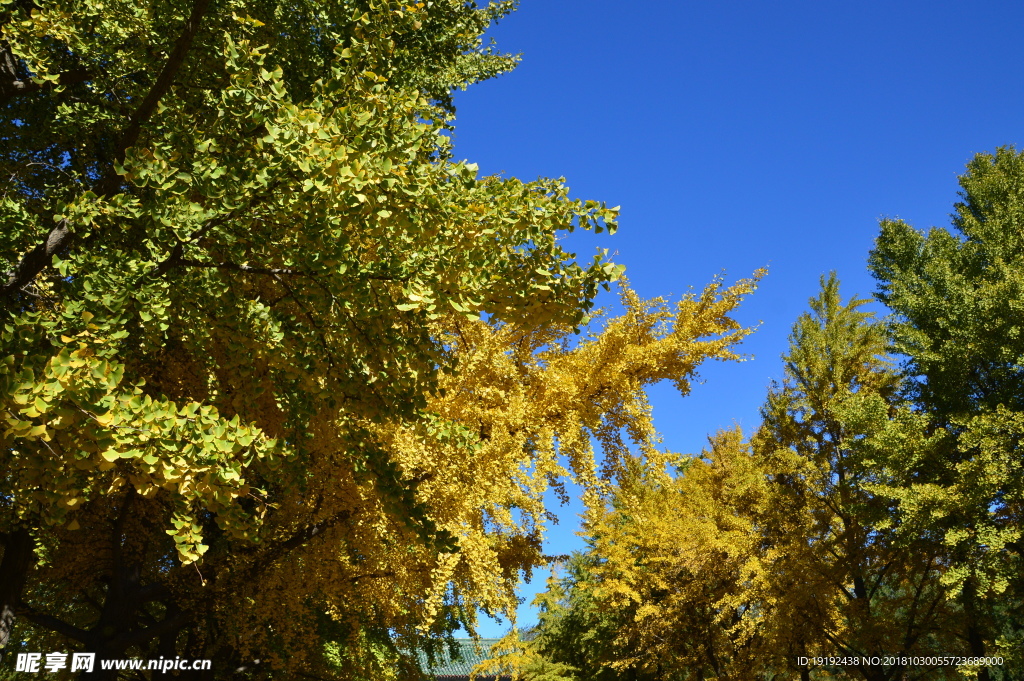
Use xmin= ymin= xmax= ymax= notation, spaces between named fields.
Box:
xmin=1 ymin=316 xmax=277 ymax=560
xmin=520 ymin=555 xmax=638 ymax=681
xmin=869 ymin=145 xmax=1024 ymax=671
xmin=870 ymin=146 xmax=1024 ymax=419
xmin=755 ymin=274 xmax=959 ymax=678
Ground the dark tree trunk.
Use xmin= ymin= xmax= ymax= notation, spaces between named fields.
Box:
xmin=0 ymin=528 xmax=35 ymax=655
xmin=962 ymin=578 xmax=990 ymax=681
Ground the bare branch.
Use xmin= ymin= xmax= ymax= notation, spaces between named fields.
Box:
xmin=1 ymin=219 xmax=72 ymax=301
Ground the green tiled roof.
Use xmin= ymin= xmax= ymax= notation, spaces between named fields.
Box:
xmin=418 ymin=638 xmax=510 ymax=678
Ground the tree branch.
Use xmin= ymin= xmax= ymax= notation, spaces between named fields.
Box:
xmin=350 ymin=571 xmax=394 ymax=584
xmin=0 ymin=219 xmax=72 ymax=302
xmin=18 ymin=607 xmax=90 ymax=644
xmin=232 ymin=510 xmax=353 ymax=585
xmin=1 ymin=0 xmax=213 ymax=303
xmin=173 ymin=259 xmax=308 ymax=276
xmin=147 ymin=178 xmax=286 ymax=278
xmin=0 ymin=40 xmax=89 ymax=106
xmin=95 ymin=0 xmax=213 ymax=195
xmin=107 ymin=607 xmax=192 ymax=651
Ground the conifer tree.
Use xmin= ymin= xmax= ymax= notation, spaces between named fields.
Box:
xmin=754 ymin=274 xmax=954 ymax=681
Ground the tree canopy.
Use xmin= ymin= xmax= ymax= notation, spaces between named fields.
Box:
xmin=1 ymin=1 xmax=765 ymax=677
xmin=7 ymin=0 xmax=1023 ymax=678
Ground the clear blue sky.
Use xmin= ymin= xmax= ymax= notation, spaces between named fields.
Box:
xmin=450 ymin=0 xmax=1024 ymax=636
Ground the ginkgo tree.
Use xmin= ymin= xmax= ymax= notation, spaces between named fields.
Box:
xmin=537 ymin=277 xmax=961 ymax=681
xmin=1 ymin=0 xmax=764 ymax=676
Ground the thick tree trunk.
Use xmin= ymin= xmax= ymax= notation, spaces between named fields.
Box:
xmin=0 ymin=528 xmax=35 ymax=653
xmin=962 ymin=578 xmax=990 ymax=681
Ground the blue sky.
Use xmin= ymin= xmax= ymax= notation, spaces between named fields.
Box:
xmin=450 ymin=0 xmax=1024 ymax=636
